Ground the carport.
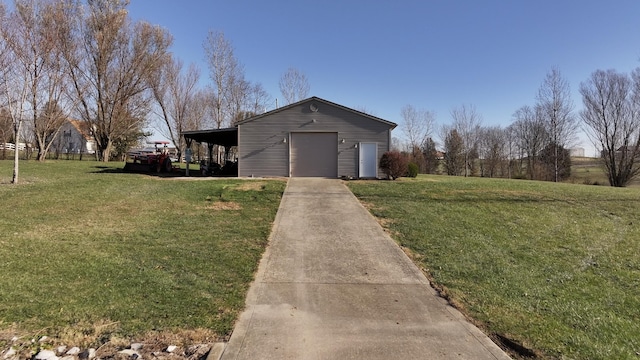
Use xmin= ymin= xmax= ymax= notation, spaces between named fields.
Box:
xmin=182 ymin=127 xmax=238 ymax=174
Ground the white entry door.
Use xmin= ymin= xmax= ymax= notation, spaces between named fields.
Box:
xmin=359 ymin=142 xmax=377 ymax=178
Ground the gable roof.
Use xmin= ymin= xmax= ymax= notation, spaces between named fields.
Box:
xmin=235 ymin=96 xmax=397 ymax=129
xmin=68 ymin=119 xmax=94 ymax=141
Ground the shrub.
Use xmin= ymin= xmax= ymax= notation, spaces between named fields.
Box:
xmin=407 ymin=162 xmax=419 ymax=178
xmin=540 ymin=142 xmax=572 ymax=181
xmin=379 ymin=151 xmax=408 ymax=180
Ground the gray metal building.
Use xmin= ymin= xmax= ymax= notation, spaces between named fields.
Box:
xmin=237 ymin=97 xmax=397 ymax=178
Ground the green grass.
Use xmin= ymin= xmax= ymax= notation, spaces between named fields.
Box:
xmin=0 ymin=160 xmax=285 ymax=346
xmin=348 ymin=176 xmax=640 ymax=359
xmin=567 ymin=157 xmax=610 ymax=186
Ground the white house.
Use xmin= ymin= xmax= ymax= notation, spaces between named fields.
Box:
xmin=52 ymin=119 xmax=96 ymax=155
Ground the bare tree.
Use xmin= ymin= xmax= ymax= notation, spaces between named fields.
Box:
xmin=190 ymin=86 xmax=214 ymax=131
xmin=38 ymin=0 xmax=84 ymax=161
xmin=1 ymin=65 xmax=27 ymax=183
xmin=246 ymin=82 xmax=272 ymax=115
xmin=149 ymin=55 xmax=200 ymax=162
xmin=536 ymin=68 xmax=577 ymax=182
xmin=479 ymin=126 xmax=507 ymax=178
xmin=60 ymin=0 xmax=172 ymax=161
xmin=391 ymin=136 xmax=403 ymax=152
xmin=401 ymin=105 xmax=435 ymax=149
xmin=511 ymin=105 xmax=547 ymax=180
xmin=504 ymin=124 xmax=519 ymax=178
xmin=401 ymin=104 xmax=435 ymax=169
xmin=0 ymin=109 xmax=11 ymax=160
xmin=580 ymin=69 xmax=640 ymax=187
xmin=36 ymin=100 xmax=67 ymax=160
xmin=182 ymin=87 xmax=213 ymax=161
xmin=227 ymin=73 xmax=251 ymax=123
xmin=279 ymin=67 xmax=310 ymax=105
xmin=0 ymin=0 xmax=32 ymax=182
xmin=0 ymin=4 xmax=11 ymax=162
xmin=4 ymin=0 xmax=66 ymax=161
xmin=450 ymin=104 xmax=482 ymax=176
xmin=204 ymin=30 xmax=243 ymax=129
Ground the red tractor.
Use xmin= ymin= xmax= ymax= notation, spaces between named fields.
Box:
xmin=124 ymin=141 xmax=175 ymax=173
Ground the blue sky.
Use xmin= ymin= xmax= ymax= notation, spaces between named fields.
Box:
xmin=128 ymin=1 xmax=640 ymax=155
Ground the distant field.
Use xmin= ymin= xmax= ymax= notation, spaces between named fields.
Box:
xmin=0 ymin=160 xmax=285 ymax=348
xmin=348 ymin=176 xmax=640 ymax=359
xmin=567 ymin=156 xmax=640 ymax=187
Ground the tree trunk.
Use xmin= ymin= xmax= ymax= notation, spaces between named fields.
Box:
xmin=12 ymin=119 xmax=23 ymax=184
xmin=554 ymin=145 xmax=559 ymax=182
xmin=37 ymin=138 xmax=47 ymax=161
xmin=100 ymin=140 xmax=113 ymax=162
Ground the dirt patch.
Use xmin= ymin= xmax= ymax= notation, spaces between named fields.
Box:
xmin=234 ymin=181 xmax=266 ymax=191
xmin=373 ymin=216 xmax=399 ymax=238
xmin=205 ymin=201 xmax=242 ymax=211
xmin=358 ymin=200 xmax=397 ymax=235
xmin=401 ymin=177 xmax=440 ymax=182
xmin=359 ymin=200 xmax=384 ymax=213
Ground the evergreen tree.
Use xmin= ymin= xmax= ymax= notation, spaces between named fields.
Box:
xmin=444 ymin=129 xmax=465 ymax=176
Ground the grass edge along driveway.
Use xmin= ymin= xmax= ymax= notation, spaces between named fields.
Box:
xmin=348 ymin=175 xmax=640 ymax=360
xmin=0 ymin=160 xmax=286 ymax=349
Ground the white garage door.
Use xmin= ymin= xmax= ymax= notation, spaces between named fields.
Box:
xmin=290 ymin=133 xmax=338 ymax=177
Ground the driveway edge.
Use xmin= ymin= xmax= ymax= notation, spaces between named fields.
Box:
xmin=220 ymin=179 xmax=291 ymax=360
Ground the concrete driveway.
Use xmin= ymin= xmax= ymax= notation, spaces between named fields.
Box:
xmin=220 ymin=178 xmax=510 ymax=359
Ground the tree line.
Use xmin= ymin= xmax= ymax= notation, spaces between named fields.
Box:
xmin=398 ymin=67 xmax=640 ymax=187
xmin=0 ymin=0 xmax=310 ymax=183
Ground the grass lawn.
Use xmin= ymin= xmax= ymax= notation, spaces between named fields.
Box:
xmin=566 ymin=157 xmax=610 ymax=186
xmin=348 ymin=176 xmax=640 ymax=360
xmin=0 ymin=160 xmax=285 ymax=348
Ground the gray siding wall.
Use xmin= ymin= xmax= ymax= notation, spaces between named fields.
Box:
xmin=238 ymin=100 xmax=393 ymax=178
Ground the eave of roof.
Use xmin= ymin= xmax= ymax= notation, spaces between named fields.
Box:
xmin=235 ymin=96 xmax=397 ymax=129
xmin=182 ymin=127 xmax=238 ymax=147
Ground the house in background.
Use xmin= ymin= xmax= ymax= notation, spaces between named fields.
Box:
xmin=569 ymin=147 xmax=585 ymax=157
xmin=52 ymin=119 xmax=96 ymax=156
xmin=185 ymin=97 xmax=397 ymax=178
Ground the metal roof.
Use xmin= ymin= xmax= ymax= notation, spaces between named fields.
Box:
xmin=235 ymin=96 xmax=398 ymax=129
xmin=182 ymin=127 xmax=238 ymax=147
xmin=181 ymin=97 xmax=397 ymax=146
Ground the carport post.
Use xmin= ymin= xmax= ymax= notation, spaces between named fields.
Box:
xmin=208 ymin=143 xmax=214 ymax=166
xmin=185 ymin=137 xmax=193 ymax=176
